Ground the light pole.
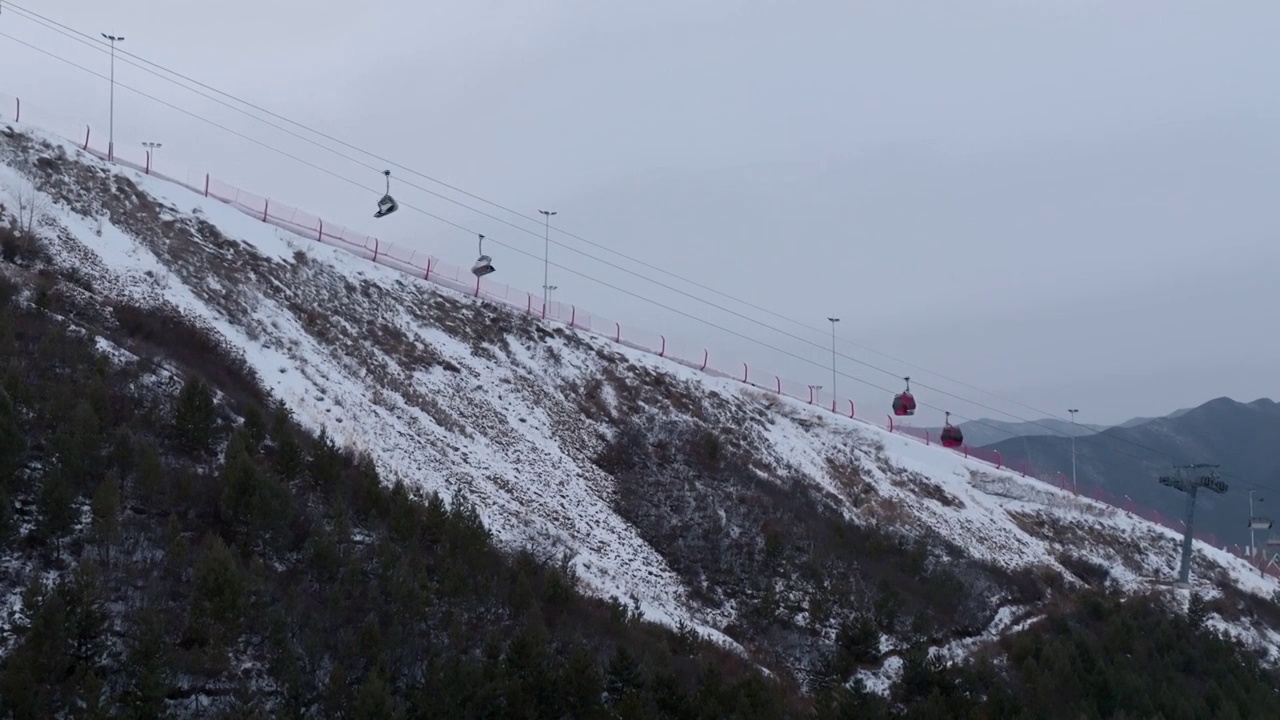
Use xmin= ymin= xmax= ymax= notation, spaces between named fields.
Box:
xmin=809 ymin=385 xmax=823 ymax=404
xmin=827 ymin=317 xmax=839 ymax=407
xmin=539 ymin=209 xmax=556 ymax=318
xmin=1249 ymin=491 xmax=1264 ymax=567
xmin=542 ymin=284 xmax=557 ymax=305
xmin=142 ymin=141 xmax=161 ymax=172
xmin=101 ymin=33 xmax=124 ymax=162
xmin=1068 ymin=409 xmax=1079 ymax=494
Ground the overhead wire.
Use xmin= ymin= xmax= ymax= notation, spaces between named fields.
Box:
xmin=0 ymin=1 xmax=1091 ymax=429
xmin=15 ymin=2 xmax=1245 ymax=486
xmin=0 ymin=9 xmax=1048 ymax=418
xmin=0 ymin=19 xmax=1257 ymax=491
xmin=1 ymin=4 xmax=1146 ymax=457
xmin=0 ymin=18 xmax=1270 ymax=497
xmin=0 ymin=27 xmax=1077 ymax=443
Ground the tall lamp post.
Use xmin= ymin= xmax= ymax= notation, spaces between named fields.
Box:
xmin=1068 ymin=408 xmax=1079 ymax=494
xmin=542 ymin=284 xmax=557 ymax=305
xmin=1248 ymin=491 xmax=1269 ymax=572
xmin=538 ymin=209 xmax=556 ymax=318
xmin=142 ymin=141 xmax=161 ymax=172
xmin=827 ymin=317 xmax=840 ymax=408
xmin=101 ymin=33 xmax=125 ymax=162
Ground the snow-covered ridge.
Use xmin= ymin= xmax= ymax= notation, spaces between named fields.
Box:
xmin=0 ymin=99 xmax=1204 ymax=546
xmin=3 ymin=119 xmax=1278 ymax=679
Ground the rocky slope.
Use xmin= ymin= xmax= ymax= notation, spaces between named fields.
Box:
xmin=3 ymin=119 xmax=1279 ymax=690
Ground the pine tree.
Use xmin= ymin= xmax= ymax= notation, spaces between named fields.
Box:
xmin=133 ymin=439 xmax=165 ymax=506
xmin=0 ymin=484 xmax=12 ymax=547
xmin=352 ymin=669 xmax=399 ymax=720
xmin=1188 ymin=592 xmax=1209 ymax=628
xmin=118 ymin=603 xmax=170 ymax=717
xmin=241 ymin=403 xmax=267 ymax=447
xmin=55 ymin=399 xmax=102 ymax=485
xmin=90 ymin=475 xmax=121 ymax=562
xmin=560 ymin=642 xmax=605 ymax=719
xmin=173 ymin=375 xmax=217 ymax=454
xmin=38 ymin=469 xmax=76 ymax=553
xmin=218 ymin=428 xmax=292 ymax=542
xmin=273 ymin=425 xmax=304 ymax=482
xmin=188 ymin=534 xmax=246 ymax=652
xmin=0 ymin=388 xmax=23 ymax=486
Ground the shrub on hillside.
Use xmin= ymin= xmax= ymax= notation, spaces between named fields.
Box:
xmin=0 ymin=225 xmax=49 ymax=267
xmin=112 ymin=301 xmax=266 ymax=410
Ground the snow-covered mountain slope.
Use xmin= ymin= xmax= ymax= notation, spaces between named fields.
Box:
xmin=3 ymin=120 xmax=1278 ymax=683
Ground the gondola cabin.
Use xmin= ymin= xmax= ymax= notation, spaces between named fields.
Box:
xmin=893 ymin=392 xmax=916 ymax=416
xmin=892 ymin=377 xmax=916 ymax=416
xmin=940 ymin=425 xmax=963 ymax=448
xmin=940 ymin=410 xmax=963 ymax=448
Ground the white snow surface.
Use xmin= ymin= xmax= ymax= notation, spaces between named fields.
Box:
xmin=4 ymin=120 xmax=1279 ymax=666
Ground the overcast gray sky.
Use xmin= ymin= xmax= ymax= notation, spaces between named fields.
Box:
xmin=2 ymin=0 xmax=1278 ymax=432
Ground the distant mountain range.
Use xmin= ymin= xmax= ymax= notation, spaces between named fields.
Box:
xmin=924 ymin=407 xmax=1198 ymax=448
xmin=1114 ymin=405 xmax=1196 ymax=429
xmin=970 ymin=398 xmax=1280 ymax=547
xmin=926 ymin=417 xmax=1108 ymax=448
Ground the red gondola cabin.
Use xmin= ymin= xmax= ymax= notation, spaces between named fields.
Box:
xmin=940 ymin=411 xmax=963 ymax=448
xmin=893 ymin=377 xmax=917 ymax=416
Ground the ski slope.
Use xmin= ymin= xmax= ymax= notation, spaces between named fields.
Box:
xmin=3 ymin=118 xmax=1279 ymax=672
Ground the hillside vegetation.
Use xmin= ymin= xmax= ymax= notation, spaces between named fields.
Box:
xmin=3 ymin=123 xmax=1280 ymax=718
xmin=4 ymin=229 xmax=1280 ymax=719
xmin=0 ymin=265 xmax=803 ymax=718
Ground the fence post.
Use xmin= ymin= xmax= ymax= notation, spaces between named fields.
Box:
xmin=569 ymin=306 xmax=576 ymax=327
xmin=13 ymin=98 xmax=18 ymax=122
xmin=994 ymin=451 xmax=1002 ymax=470
xmin=145 ymin=150 xmax=151 ymax=174
xmin=613 ymin=322 xmax=620 ymax=342
xmin=204 ymin=174 xmax=210 ymax=197
xmin=775 ymin=376 xmax=781 ymax=393
xmin=699 ymin=350 xmax=708 ymax=371
xmin=887 ymin=415 xmax=894 ymax=432
xmin=526 ymin=294 xmax=532 ymax=315
xmin=317 ymin=219 xmax=324 ymax=241
xmin=474 ymin=275 xmax=481 ymax=297
xmin=83 ymin=125 xmax=90 ymax=150
xmin=742 ymin=363 xmax=748 ymax=383
xmin=658 ymin=335 xmax=666 ymax=357
xmin=425 ymin=257 xmax=433 ymax=281
xmin=262 ymin=200 xmax=269 ymax=222
xmin=849 ymin=400 xmax=855 ymax=418
xmin=925 ymin=431 xmax=930 ymax=446
xmin=372 ymin=238 xmax=379 ymax=262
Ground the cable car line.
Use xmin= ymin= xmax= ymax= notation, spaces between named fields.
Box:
xmin=0 ymin=26 xmax=1259 ymax=491
xmin=3 ymin=10 xmax=1086 ymax=439
xmin=0 ymin=31 xmax=1029 ymax=441
xmin=1 ymin=25 xmax=1270 ymax=497
xmin=1 ymin=1 xmax=1096 ymax=426
xmin=9 ymin=4 xmax=1224 ymax=474
xmin=3 ymin=11 xmax=1065 ymax=428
